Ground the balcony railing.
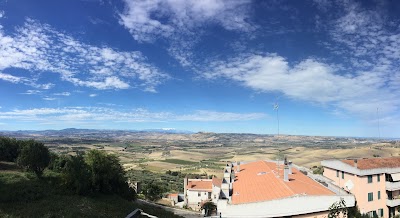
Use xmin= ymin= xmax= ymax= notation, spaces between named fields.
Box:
xmin=386 ymin=181 xmax=400 ymax=191
xmin=386 ymin=198 xmax=400 ymax=207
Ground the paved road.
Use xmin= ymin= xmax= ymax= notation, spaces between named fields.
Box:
xmin=137 ymin=199 xmax=203 ymax=218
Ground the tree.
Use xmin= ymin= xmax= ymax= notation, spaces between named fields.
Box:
xmin=143 ymin=183 xmax=164 ymax=201
xmin=85 ymin=150 xmax=125 ymax=193
xmin=328 ymin=198 xmax=348 ymax=218
xmin=17 ymin=140 xmax=50 ymax=177
xmin=84 ymin=150 xmax=136 ymax=200
xmin=0 ymin=137 xmax=21 ymax=162
xmin=202 ymin=201 xmax=217 ymax=216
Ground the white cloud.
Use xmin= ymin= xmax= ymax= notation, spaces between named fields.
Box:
xmin=119 ymin=0 xmax=254 ymax=66
xmin=0 ymin=11 xmax=4 ymax=19
xmin=0 ymin=107 xmax=266 ymax=123
xmin=204 ymin=53 xmax=400 ymax=118
xmin=0 ymin=18 xmax=168 ymax=91
xmin=53 ymin=92 xmax=71 ymax=96
xmin=89 ymin=94 xmax=97 ymax=97
xmin=119 ymin=0 xmax=253 ymax=42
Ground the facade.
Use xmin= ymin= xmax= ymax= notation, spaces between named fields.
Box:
xmin=184 ymin=177 xmax=222 ymax=211
xmin=322 ymin=157 xmax=400 ymax=218
xmin=216 ymin=159 xmax=355 ymax=218
xmin=167 ymin=193 xmax=179 ymax=205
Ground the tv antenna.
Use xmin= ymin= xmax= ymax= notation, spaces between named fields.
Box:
xmin=273 ymin=102 xmax=279 ymax=137
xmin=377 ymin=107 xmax=380 ymax=141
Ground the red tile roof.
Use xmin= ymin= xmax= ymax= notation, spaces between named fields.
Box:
xmin=342 ymin=157 xmax=400 ymax=170
xmin=187 ymin=179 xmax=213 ymax=191
xmin=231 ymin=161 xmax=334 ymax=204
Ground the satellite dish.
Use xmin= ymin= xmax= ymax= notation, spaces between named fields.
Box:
xmin=345 ymin=180 xmax=354 ymax=190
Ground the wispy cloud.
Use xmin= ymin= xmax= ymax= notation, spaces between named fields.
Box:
xmin=20 ymin=90 xmax=42 ymax=95
xmin=89 ymin=94 xmax=97 ymax=97
xmin=0 ymin=107 xmax=266 ymax=123
xmin=119 ymin=0 xmax=254 ymax=66
xmin=0 ymin=18 xmax=169 ymax=91
xmin=53 ymin=92 xmax=71 ymax=96
xmin=43 ymin=97 xmax=57 ymax=101
xmin=0 ymin=72 xmax=22 ymax=83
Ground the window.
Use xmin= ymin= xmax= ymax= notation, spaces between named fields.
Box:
xmin=336 ymin=170 xmax=339 ymax=177
xmin=373 ymin=211 xmax=377 ymax=217
xmin=378 ymin=191 xmax=381 ymax=200
xmin=379 ymin=208 xmax=383 ymax=217
xmin=368 ymin=192 xmax=373 ymax=202
xmin=342 ymin=171 xmax=344 ymax=179
xmin=377 ymin=174 xmax=380 ymax=182
xmin=368 ymin=175 xmax=373 ymax=183
xmin=198 ymin=192 xmax=201 ymax=197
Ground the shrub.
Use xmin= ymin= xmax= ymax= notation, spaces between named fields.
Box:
xmin=48 ymin=152 xmax=69 ymax=172
xmin=62 ymin=154 xmax=91 ymax=195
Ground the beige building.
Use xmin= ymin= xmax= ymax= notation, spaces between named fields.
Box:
xmin=214 ymin=159 xmax=354 ymax=218
xmin=322 ymin=157 xmax=400 ymax=217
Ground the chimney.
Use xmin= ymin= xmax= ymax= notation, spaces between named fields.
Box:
xmin=288 ymin=161 xmax=292 ymax=174
xmin=236 ymin=161 xmax=240 ymax=172
xmin=354 ymin=159 xmax=358 ymax=168
xmin=283 ymin=156 xmax=289 ymax=182
xmin=184 ymin=177 xmax=188 ymax=205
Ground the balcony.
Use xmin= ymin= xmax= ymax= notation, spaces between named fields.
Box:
xmin=387 ymin=197 xmax=400 ymax=207
xmin=386 ymin=181 xmax=400 ymax=191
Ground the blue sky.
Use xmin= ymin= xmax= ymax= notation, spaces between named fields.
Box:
xmin=0 ymin=0 xmax=400 ymax=137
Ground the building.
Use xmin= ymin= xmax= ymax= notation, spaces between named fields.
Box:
xmin=167 ymin=193 xmax=179 ymax=205
xmin=216 ymin=159 xmax=355 ymax=217
xmin=184 ymin=176 xmax=222 ymax=211
xmin=322 ymin=157 xmax=400 ymax=218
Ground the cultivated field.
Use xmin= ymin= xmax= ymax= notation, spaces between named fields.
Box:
xmin=41 ymin=136 xmax=400 ymax=178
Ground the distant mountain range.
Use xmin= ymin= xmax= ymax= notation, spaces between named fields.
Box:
xmin=0 ymin=128 xmax=193 ymax=136
xmin=0 ymin=128 xmax=396 ymax=146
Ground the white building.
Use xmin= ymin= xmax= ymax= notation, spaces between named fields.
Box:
xmin=184 ymin=176 xmax=222 ymax=211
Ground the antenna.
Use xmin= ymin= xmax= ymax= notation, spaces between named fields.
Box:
xmin=273 ymin=103 xmax=279 ymax=137
xmin=377 ymin=107 xmax=380 ymax=141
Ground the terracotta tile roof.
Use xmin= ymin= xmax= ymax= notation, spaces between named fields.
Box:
xmin=231 ymin=160 xmax=334 ymax=204
xmin=342 ymin=157 xmax=400 ymax=170
xmin=168 ymin=193 xmax=178 ymax=197
xmin=187 ymin=179 xmax=213 ymax=191
xmin=212 ymin=177 xmax=222 ymax=187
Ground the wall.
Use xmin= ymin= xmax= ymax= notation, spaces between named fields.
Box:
xmin=295 ymin=210 xmax=330 ymax=218
xmin=186 ymin=190 xmax=211 ymax=210
xmin=324 ymin=167 xmax=387 ymax=217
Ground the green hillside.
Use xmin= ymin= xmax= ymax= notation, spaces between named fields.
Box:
xmin=0 ymin=162 xmax=182 ymax=218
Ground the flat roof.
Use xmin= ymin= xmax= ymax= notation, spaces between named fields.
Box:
xmin=342 ymin=157 xmax=400 ymax=170
xmin=231 ymin=160 xmax=334 ymax=204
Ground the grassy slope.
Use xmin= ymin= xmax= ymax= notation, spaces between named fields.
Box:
xmin=0 ymin=162 xmax=182 ymax=218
